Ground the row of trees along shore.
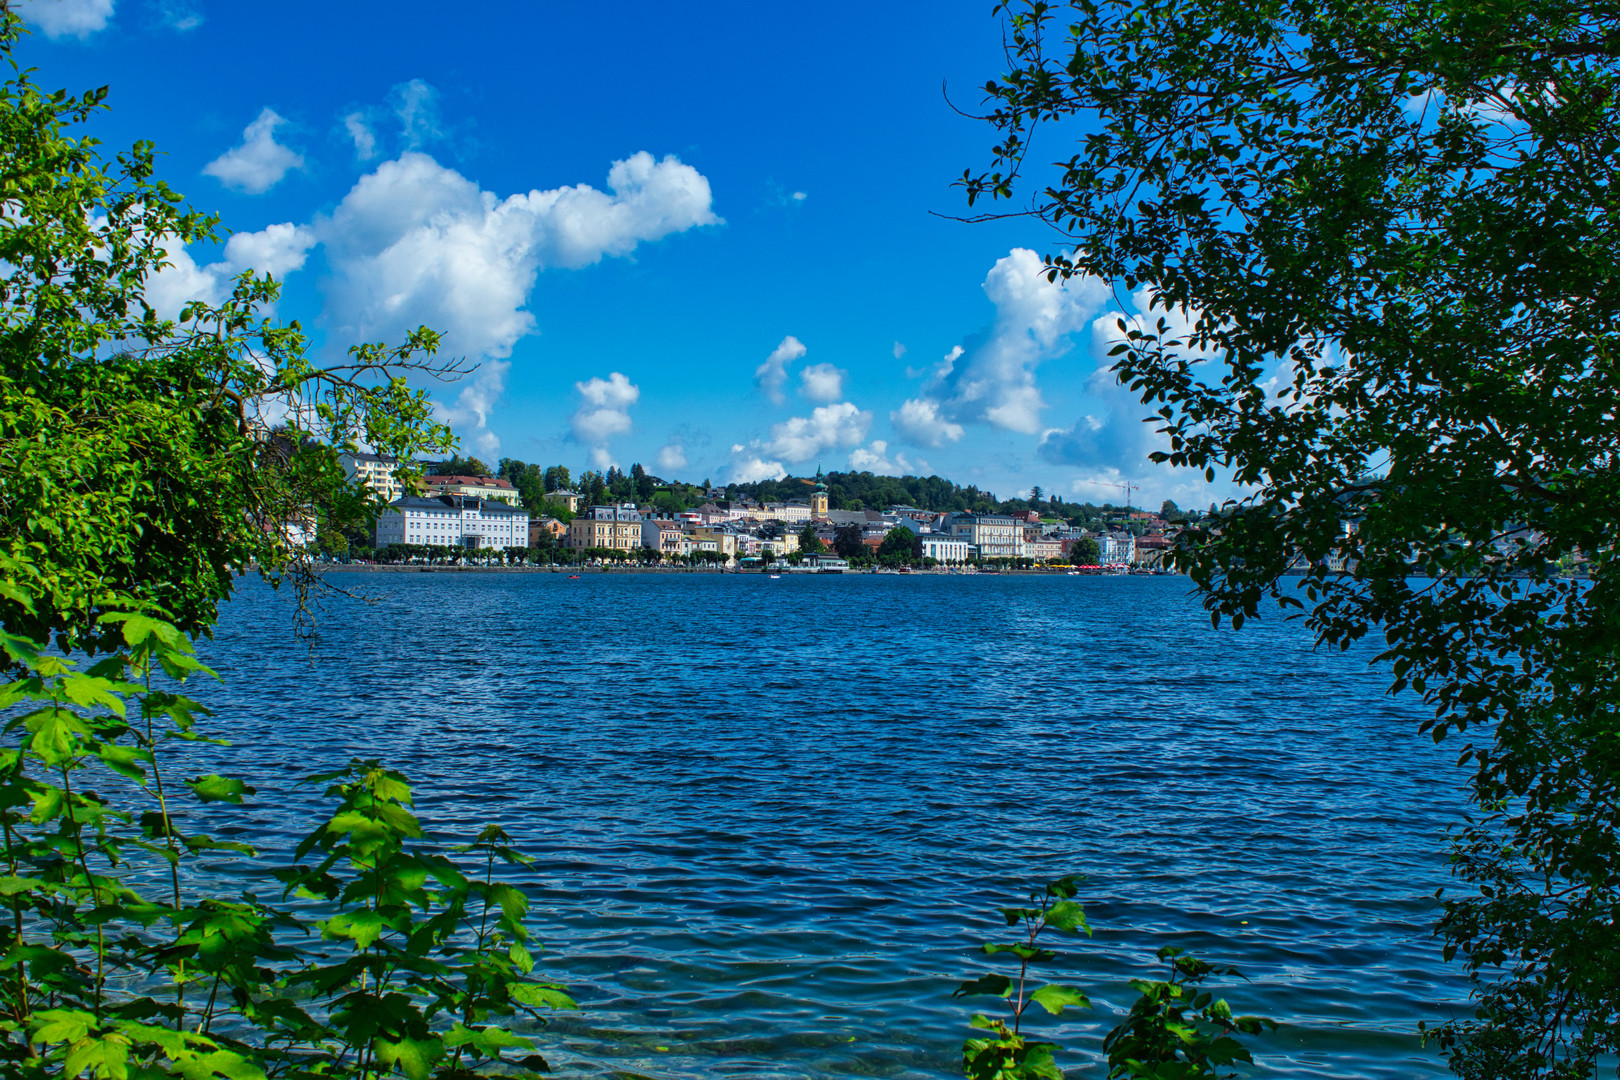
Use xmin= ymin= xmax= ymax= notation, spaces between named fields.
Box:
xmin=2 ymin=0 xmax=1616 ymax=1075
xmin=435 ymin=453 xmax=1191 ymax=531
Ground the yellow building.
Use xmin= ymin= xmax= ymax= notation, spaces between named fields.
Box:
xmin=690 ymin=526 xmax=738 ymax=561
xmin=567 ymin=505 xmax=643 ymax=552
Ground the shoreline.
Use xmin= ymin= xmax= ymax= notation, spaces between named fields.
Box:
xmin=316 ymin=564 xmax=1165 ymax=576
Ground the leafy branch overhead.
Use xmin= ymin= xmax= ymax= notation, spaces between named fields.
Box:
xmin=969 ymin=0 xmax=1620 ymax=1073
xmin=0 ymin=8 xmax=463 ymax=660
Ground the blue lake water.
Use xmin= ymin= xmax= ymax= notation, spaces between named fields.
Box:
xmin=196 ymin=571 xmax=1468 ymax=1079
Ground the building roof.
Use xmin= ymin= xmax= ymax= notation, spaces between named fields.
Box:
xmin=422 ymin=475 xmax=515 ymax=489
xmin=388 ymin=494 xmax=527 ymax=515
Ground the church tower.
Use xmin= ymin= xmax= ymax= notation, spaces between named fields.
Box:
xmin=809 ymin=465 xmax=829 ymax=519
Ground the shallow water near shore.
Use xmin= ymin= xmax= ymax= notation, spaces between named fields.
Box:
xmin=194 ymin=572 xmax=1466 ymax=1079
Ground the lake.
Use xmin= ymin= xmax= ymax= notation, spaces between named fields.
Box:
xmin=195 ymin=571 xmax=1467 ymax=1079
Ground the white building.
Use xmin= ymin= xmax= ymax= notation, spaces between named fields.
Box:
xmin=948 ymin=513 xmax=1024 ymax=559
xmin=1101 ymin=532 xmax=1137 ymax=565
xmin=339 ymin=451 xmax=410 ymax=504
xmin=920 ymin=535 xmax=971 ymax=564
xmin=375 ymin=495 xmax=530 ymax=551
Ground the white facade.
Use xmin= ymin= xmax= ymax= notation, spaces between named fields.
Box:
xmin=375 ymin=496 xmax=529 ymax=551
xmin=949 ymin=514 xmax=1024 ymax=559
xmin=920 ymin=536 xmax=971 ymax=564
xmin=1101 ymin=533 xmax=1137 ymax=565
xmin=340 ymin=451 xmax=408 ymax=503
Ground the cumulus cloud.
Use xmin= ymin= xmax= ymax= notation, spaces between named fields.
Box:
xmin=798 ymin=362 xmax=844 ymax=403
xmin=848 ymin=440 xmax=915 ymax=476
xmin=893 ymin=341 xmax=907 ymax=360
xmin=729 ymin=446 xmax=787 ymax=484
xmin=890 ymin=395 xmax=963 ymax=448
xmin=17 ymin=0 xmax=113 ymax=39
xmin=894 ymin=248 xmax=1109 ymax=447
xmin=344 ymin=112 xmax=378 ymax=160
xmin=571 ymin=372 xmax=639 ymax=469
xmin=439 ymin=362 xmax=510 ymax=460
xmin=143 ymin=222 xmax=316 ymax=318
xmin=765 ymin=401 xmax=870 ymax=462
xmin=657 ymin=440 xmax=688 ymax=472
xmin=222 ymin=222 xmax=318 ymax=279
xmin=753 ymin=334 xmax=806 ymax=405
xmin=317 ymin=149 xmax=717 ymax=454
xmin=203 ymin=108 xmax=305 ymax=194
xmin=321 ymin=151 xmax=717 ymax=360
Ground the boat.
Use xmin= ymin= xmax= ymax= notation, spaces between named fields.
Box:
xmin=769 ymin=574 xmax=781 ymax=579
xmin=567 ymin=574 xmax=581 ymax=579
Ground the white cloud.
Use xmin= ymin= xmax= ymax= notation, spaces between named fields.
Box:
xmin=157 ymin=0 xmax=200 ymax=30
xmin=896 ymin=248 xmax=1109 ymax=446
xmin=798 ymin=362 xmax=844 ymax=403
xmin=848 ymin=440 xmax=914 ymax=476
xmin=322 ymin=150 xmax=718 ymax=360
xmin=144 ymin=246 xmax=225 ymax=321
xmin=317 ymin=149 xmax=717 ymax=454
xmin=17 ymin=0 xmax=113 ymax=39
xmin=438 ymin=362 xmax=509 ymax=460
xmin=222 ymin=222 xmax=317 ymax=279
xmin=890 ymin=396 xmax=963 ymax=448
xmin=571 ymin=372 xmax=639 ymax=468
xmin=892 ymin=341 xmax=907 ymax=360
xmin=203 ymin=108 xmax=304 ymax=194
xmin=391 ymin=79 xmax=443 ymax=149
xmin=753 ymin=334 xmax=805 ymax=405
xmin=656 ymin=440 xmax=688 ymax=472
xmin=144 ymin=221 xmax=316 ymax=319
xmin=344 ymin=112 xmax=378 ymax=160
xmin=729 ymin=445 xmax=787 ymax=484
xmin=765 ymin=401 xmax=870 ymax=462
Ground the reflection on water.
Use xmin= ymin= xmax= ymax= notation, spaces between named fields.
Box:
xmin=189 ymin=572 xmax=1466 ymax=1078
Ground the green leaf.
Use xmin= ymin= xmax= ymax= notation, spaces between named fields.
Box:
xmin=1029 ymin=983 xmax=1092 ymax=1015
xmin=982 ymin=943 xmax=1055 ymax=962
xmin=322 ymin=908 xmax=395 ymax=949
xmin=509 ymin=981 xmax=577 ymax=1010
xmin=1043 ymin=899 xmax=1089 ymax=935
xmin=185 ymin=774 xmax=254 ymax=804
xmin=954 ymin=973 xmax=1013 ymax=998
xmin=372 ymin=1035 xmax=443 ymax=1080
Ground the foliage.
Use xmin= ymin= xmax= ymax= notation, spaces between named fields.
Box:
xmin=428 ymin=457 xmax=490 ymax=478
xmin=0 ymin=612 xmax=573 ymax=1080
xmin=1100 ymin=950 xmax=1275 ymax=1079
xmin=0 ymin=14 xmax=459 ymax=659
xmin=877 ymin=527 xmax=923 ymax=564
xmin=969 ymin=0 xmax=1620 ymax=1073
xmin=831 ymin=524 xmax=865 ymax=559
xmin=1069 ymin=538 xmax=1102 ymax=567
xmin=955 ymin=877 xmax=1271 ymax=1079
xmin=797 ymin=525 xmax=825 ymax=555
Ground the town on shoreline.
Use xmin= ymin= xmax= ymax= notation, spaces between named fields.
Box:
xmin=329 ymin=452 xmax=1188 ymax=572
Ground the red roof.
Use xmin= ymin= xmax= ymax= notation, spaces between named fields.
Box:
xmin=423 ymin=475 xmax=515 ymax=489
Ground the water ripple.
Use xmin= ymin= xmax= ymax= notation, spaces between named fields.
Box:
xmin=185 ymin=573 xmax=1468 ymax=1078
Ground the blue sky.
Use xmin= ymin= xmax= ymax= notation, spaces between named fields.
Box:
xmin=19 ymin=0 xmax=1219 ymax=508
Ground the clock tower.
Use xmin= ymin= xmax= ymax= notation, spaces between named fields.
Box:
xmin=809 ymin=465 xmax=829 ymax=519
